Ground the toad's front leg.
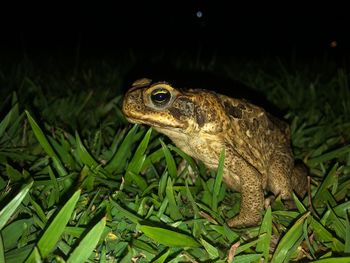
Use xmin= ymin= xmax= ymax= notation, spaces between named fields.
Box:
xmin=226 ymin=162 xmax=264 ymax=228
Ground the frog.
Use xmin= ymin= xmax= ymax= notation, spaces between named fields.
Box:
xmin=122 ymin=78 xmax=308 ymax=227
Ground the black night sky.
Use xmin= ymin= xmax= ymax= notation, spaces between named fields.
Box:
xmin=1 ymin=2 xmax=349 ymax=61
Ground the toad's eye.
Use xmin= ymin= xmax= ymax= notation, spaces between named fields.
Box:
xmin=150 ymin=88 xmax=171 ymax=106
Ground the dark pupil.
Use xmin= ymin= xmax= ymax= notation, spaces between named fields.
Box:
xmin=151 ymin=89 xmax=170 ymax=105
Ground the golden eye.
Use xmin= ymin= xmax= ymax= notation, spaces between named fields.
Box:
xmin=150 ymin=88 xmax=171 ymax=106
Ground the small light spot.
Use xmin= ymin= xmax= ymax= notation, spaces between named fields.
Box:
xmin=330 ymin=40 xmax=337 ymax=48
xmin=245 ymin=129 xmax=252 ymax=138
xmin=196 ymin=10 xmax=203 ymax=18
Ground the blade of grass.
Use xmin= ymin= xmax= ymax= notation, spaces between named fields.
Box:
xmin=2 ymin=218 xmax=33 ymax=250
xmin=139 ymin=225 xmax=201 ymax=248
xmin=158 ymin=171 xmax=168 ymax=200
xmin=256 ymin=206 xmax=272 ymax=261
xmin=25 ymin=110 xmax=56 ymax=159
xmin=345 ymin=212 xmax=350 ymax=253
xmin=0 ymin=232 xmax=4 ymax=263
xmin=0 ymin=181 xmax=33 ymax=230
xmin=0 ymin=104 xmax=17 ymax=138
xmin=109 ymin=198 xmax=142 ymax=224
xmin=25 ymin=110 xmax=67 ymax=176
xmin=160 ymin=140 xmax=177 ymax=179
xmin=309 ymin=216 xmax=345 ymax=252
xmin=200 ymin=238 xmax=219 ymax=259
xmin=49 ymin=136 xmax=76 ymax=170
xmin=105 ymin=124 xmax=140 ymax=173
xmin=293 ymin=192 xmax=307 ymax=213
xmin=67 ymin=216 xmax=106 ymax=263
xmin=236 ymin=236 xmax=265 ymax=254
xmin=307 ymin=145 xmax=350 ymax=167
xmin=5 ymin=164 xmax=23 ymax=182
xmin=230 ymin=254 xmax=262 ymax=263
xmin=185 ymin=181 xmax=201 ymax=237
xmin=132 ymin=239 xmax=158 ymax=254
xmin=325 ymin=207 xmax=346 ymax=240
xmin=124 ymin=127 xmax=152 ymax=189
xmin=333 ymin=201 xmax=350 ymax=218
xmin=75 ymin=131 xmax=99 ymax=167
xmin=271 ymin=211 xmax=310 ymax=263
xmin=168 ymin=145 xmax=199 ymax=175
xmin=165 ymin=177 xmax=182 ymax=220
xmin=25 ymin=189 xmax=81 ymax=262
xmin=142 ymin=148 xmax=165 ymax=170
xmin=212 ymin=149 xmax=225 ymax=212
xmin=4 ymin=244 xmax=35 ymax=263
xmin=313 ymin=163 xmax=339 ymax=206
xmin=311 ymin=257 xmax=350 ymax=263
xmin=302 ymin=216 xmax=315 ymax=259
xmin=151 ymin=248 xmax=170 ymax=263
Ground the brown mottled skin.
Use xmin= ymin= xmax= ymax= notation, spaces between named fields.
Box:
xmin=122 ymin=78 xmax=308 ymax=227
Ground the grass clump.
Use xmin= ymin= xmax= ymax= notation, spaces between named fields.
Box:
xmin=0 ymin=57 xmax=350 ymax=262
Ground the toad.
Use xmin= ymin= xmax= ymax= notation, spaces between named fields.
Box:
xmin=122 ymin=78 xmax=307 ymax=227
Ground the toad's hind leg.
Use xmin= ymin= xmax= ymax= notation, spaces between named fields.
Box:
xmin=226 ymin=159 xmax=264 ymax=227
xmin=267 ymin=151 xmax=294 ymax=200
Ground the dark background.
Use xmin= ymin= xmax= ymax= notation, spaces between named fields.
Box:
xmin=1 ymin=2 xmax=349 ymax=61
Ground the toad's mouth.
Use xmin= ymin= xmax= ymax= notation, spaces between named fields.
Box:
xmin=124 ymin=114 xmax=186 ymax=129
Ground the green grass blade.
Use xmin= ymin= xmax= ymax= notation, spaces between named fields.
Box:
xmin=345 ymin=213 xmax=350 ymax=253
xmin=0 ymin=231 xmax=4 ymax=263
xmin=307 ymin=145 xmax=350 ymax=167
xmin=49 ymin=136 xmax=76 ymax=169
xmin=309 ymin=216 xmax=345 ymax=252
xmin=75 ymin=131 xmax=99 ymax=167
xmin=236 ymin=237 xmax=264 ymax=254
xmin=132 ymin=239 xmax=158 ymax=254
xmin=25 ymin=189 xmax=81 ymax=262
xmin=109 ymin=198 xmax=142 ymax=224
xmin=139 ymin=225 xmax=201 ymax=248
xmin=126 ymin=169 xmax=148 ymax=191
xmin=0 ymin=181 xmax=33 ymax=230
xmin=200 ymin=238 xmax=219 ymax=259
xmin=25 ymin=110 xmax=67 ymax=176
xmin=313 ymin=163 xmax=339 ymax=206
xmin=5 ymin=164 xmax=23 ymax=182
xmin=105 ymin=124 xmax=140 ymax=173
xmin=293 ymin=192 xmax=307 ymax=213
xmin=160 ymin=140 xmax=177 ymax=179
xmin=124 ymin=127 xmax=152 ymax=188
xmin=326 ymin=208 xmax=346 ymax=240
xmin=212 ymin=149 xmax=225 ymax=212
xmin=25 ymin=110 xmax=57 ymax=158
xmin=168 ymin=145 xmax=199 ymax=175
xmin=271 ymin=211 xmax=310 ymax=263
xmin=158 ymin=171 xmax=168 ymax=200
xmin=223 ymin=224 xmax=240 ymax=243
xmin=67 ymin=216 xmax=106 ymax=263
xmin=185 ymin=181 xmax=201 ymax=237
xmin=165 ymin=177 xmax=182 ymax=220
xmin=311 ymin=258 xmax=350 ymax=263
xmin=151 ymin=248 xmax=170 ymax=263
xmin=0 ymin=104 xmax=17 ymax=138
xmin=2 ymin=219 xmax=31 ymax=250
xmin=231 ymin=254 xmax=262 ymax=263
xmin=5 ymin=245 xmax=35 ymax=263
xmin=256 ymin=206 xmax=272 ymax=261
xmin=29 ymin=197 xmax=48 ymax=225
xmin=142 ymin=148 xmax=165 ymax=170
xmin=333 ymin=201 xmax=350 ymax=218
xmin=132 ymin=127 xmax=152 ymax=160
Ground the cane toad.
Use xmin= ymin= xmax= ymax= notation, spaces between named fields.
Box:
xmin=122 ymin=78 xmax=307 ymax=227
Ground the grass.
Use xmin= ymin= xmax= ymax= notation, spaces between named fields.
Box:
xmin=0 ymin=54 xmax=350 ymax=262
